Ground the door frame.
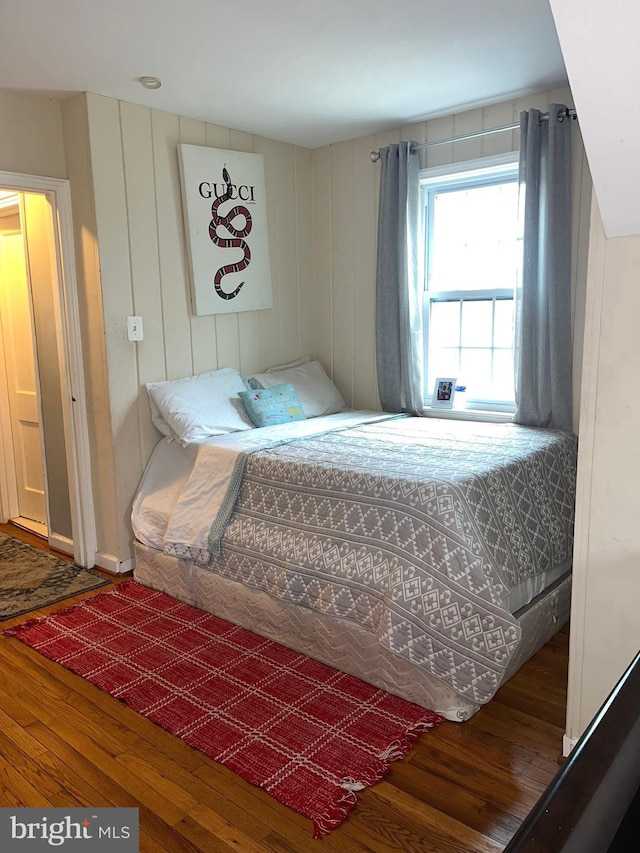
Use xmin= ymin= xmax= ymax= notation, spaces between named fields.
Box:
xmin=0 ymin=171 xmax=96 ymax=567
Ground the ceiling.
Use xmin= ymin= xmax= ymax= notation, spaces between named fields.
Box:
xmin=0 ymin=0 xmax=568 ymax=149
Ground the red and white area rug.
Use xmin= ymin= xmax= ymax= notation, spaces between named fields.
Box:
xmin=5 ymin=580 xmax=443 ymax=836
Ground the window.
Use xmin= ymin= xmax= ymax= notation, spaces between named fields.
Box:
xmin=420 ymin=154 xmax=521 ymax=413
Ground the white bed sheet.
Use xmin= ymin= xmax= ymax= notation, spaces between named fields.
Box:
xmin=132 ymin=411 xmax=386 ymax=552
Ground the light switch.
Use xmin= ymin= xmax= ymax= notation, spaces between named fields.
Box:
xmin=127 ymin=315 xmax=143 ymax=341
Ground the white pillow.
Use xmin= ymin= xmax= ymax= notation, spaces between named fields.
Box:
xmin=147 ymin=369 xmax=225 ymax=439
xmin=147 ymin=393 xmax=176 ymax=439
xmin=264 ymin=354 xmax=311 ymax=373
xmin=146 ymin=368 xmax=254 ymax=444
xmin=248 ymin=361 xmax=346 ymax=418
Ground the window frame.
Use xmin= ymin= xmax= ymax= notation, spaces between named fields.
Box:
xmin=419 ymin=152 xmax=520 ymax=415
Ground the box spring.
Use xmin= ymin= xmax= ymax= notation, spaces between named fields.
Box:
xmin=133 ymin=540 xmax=570 ymax=722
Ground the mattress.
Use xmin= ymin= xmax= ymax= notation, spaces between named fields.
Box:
xmin=133 ymin=414 xmax=575 ymax=616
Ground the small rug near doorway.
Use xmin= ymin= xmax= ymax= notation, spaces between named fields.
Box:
xmin=4 ymin=580 xmax=443 ymax=836
xmin=0 ymin=532 xmax=109 ymax=620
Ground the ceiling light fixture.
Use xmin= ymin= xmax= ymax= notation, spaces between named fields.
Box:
xmin=139 ymin=76 xmax=162 ymax=90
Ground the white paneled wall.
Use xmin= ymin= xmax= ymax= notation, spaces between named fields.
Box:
xmin=567 ymin=202 xmax=640 ymax=740
xmin=311 ymin=86 xmax=592 ymax=422
xmin=66 ymin=93 xmax=313 ymax=562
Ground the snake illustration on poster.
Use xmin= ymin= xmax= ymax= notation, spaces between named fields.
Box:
xmin=178 ymin=144 xmax=273 ymax=315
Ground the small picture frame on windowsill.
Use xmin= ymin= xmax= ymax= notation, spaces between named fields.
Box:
xmin=431 ymin=377 xmax=457 ymax=409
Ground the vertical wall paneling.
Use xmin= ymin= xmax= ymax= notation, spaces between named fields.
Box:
xmin=179 ymin=116 xmax=216 ymax=376
xmin=330 ymin=141 xmax=356 ymax=401
xmin=205 ymin=124 xmax=232 ymax=147
xmin=229 ymin=130 xmax=253 ymax=151
xmin=75 ymin=97 xmax=314 ymax=561
xmin=250 ymin=135 xmax=280 ymax=371
xmin=294 ymin=146 xmax=314 ymax=360
xmin=352 ymin=135 xmax=378 ymax=410
xmin=151 ymin=109 xmax=193 ymax=382
xmin=423 ymin=115 xmax=454 ymax=169
xmin=452 ymin=108 xmax=484 ymax=163
xmin=400 ymin=121 xmax=426 ymax=145
xmin=120 ymin=102 xmax=165 ymax=462
xmin=481 ymin=100 xmax=517 ymax=157
xmin=273 ymin=143 xmax=300 ymax=367
xmin=311 ymin=146 xmax=333 ymax=374
xmin=86 ymin=95 xmax=142 ymax=556
xmin=213 ymin=295 xmax=240 ymax=373
xmin=178 ymin=115 xmax=206 ymax=145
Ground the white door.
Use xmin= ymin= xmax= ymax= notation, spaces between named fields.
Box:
xmin=0 ymin=200 xmax=47 ymax=526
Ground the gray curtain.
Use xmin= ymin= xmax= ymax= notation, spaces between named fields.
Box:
xmin=514 ymin=104 xmax=573 ymax=432
xmin=375 ymin=141 xmax=423 ymax=415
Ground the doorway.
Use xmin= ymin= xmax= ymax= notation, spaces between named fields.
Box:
xmin=0 ymin=171 xmax=96 ymax=568
xmin=0 ymin=192 xmax=49 ymax=537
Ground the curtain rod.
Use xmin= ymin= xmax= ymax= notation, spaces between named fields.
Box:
xmin=369 ymin=107 xmax=577 ymax=162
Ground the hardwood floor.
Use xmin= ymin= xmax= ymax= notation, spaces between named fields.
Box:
xmin=0 ymin=523 xmax=568 ymax=851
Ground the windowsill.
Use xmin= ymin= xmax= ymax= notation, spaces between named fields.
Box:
xmin=422 ymin=406 xmax=514 ymax=423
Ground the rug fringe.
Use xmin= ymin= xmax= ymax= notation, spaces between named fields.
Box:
xmin=313 ymin=789 xmax=358 ymax=839
xmin=313 ymin=711 xmax=444 ymax=837
xmin=4 ymin=615 xmax=47 ymax=636
xmin=3 ymin=581 xmax=131 ymax=637
xmin=378 ymin=712 xmax=442 ymax=762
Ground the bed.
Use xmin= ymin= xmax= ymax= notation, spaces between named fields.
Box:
xmin=132 ymin=362 xmax=576 ymax=721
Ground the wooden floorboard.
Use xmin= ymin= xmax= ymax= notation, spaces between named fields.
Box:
xmin=0 ymin=523 xmax=568 ymax=851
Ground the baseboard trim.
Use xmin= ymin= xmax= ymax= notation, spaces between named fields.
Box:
xmin=49 ymin=532 xmax=74 ymax=557
xmin=563 ymin=733 xmax=578 ymax=757
xmin=94 ymin=552 xmax=134 ymax=575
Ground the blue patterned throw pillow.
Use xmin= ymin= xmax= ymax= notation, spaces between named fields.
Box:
xmin=238 ymin=383 xmax=306 ymax=427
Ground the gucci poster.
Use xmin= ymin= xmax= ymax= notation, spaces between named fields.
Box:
xmin=178 ymin=144 xmax=273 ymax=315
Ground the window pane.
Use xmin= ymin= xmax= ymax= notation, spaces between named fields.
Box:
xmin=493 ymin=350 xmax=515 ymax=399
xmin=460 ymin=349 xmax=492 ymax=394
xmin=461 ymin=300 xmax=492 ymax=347
xmin=428 ymin=348 xmax=459 ymax=393
xmin=494 ymin=299 xmax=514 ymax=348
xmin=429 ymin=181 xmax=519 ymax=292
xmin=430 ymin=300 xmax=460 ymax=347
